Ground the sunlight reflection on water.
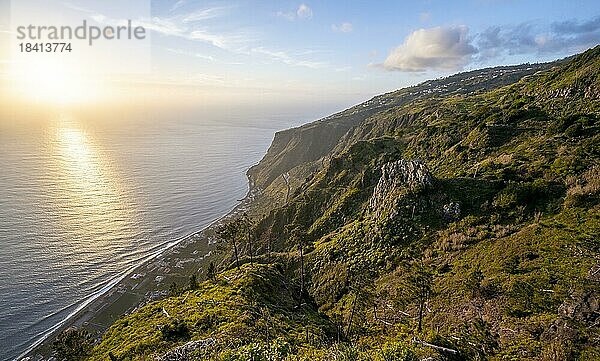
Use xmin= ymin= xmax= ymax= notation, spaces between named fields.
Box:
xmin=0 ymin=111 xmax=302 ymax=360
xmin=51 ymin=121 xmax=139 ymax=254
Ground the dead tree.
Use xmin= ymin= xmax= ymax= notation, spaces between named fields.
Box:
xmin=408 ymin=263 xmax=433 ymax=333
xmin=239 ymin=213 xmax=255 ymax=264
xmin=281 ymin=172 xmax=291 ymax=204
xmin=217 ymin=221 xmax=240 ymax=270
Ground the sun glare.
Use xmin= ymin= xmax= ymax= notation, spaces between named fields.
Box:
xmin=9 ymin=57 xmax=105 ymax=105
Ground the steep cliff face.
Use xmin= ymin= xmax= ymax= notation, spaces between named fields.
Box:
xmin=247 ymin=62 xmax=557 ymax=191
xmin=247 ymin=110 xmax=370 ymax=190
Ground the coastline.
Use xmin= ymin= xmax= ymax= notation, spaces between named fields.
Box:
xmin=23 ymin=178 xmax=259 ymax=360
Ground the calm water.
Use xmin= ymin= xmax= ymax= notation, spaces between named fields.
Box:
xmin=0 ymin=109 xmax=312 ymax=360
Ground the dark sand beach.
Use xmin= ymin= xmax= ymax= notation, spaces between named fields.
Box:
xmin=25 ymin=189 xmax=259 ymax=359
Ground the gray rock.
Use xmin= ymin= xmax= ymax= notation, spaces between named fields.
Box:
xmin=369 ymin=159 xmax=433 ymax=212
xmin=442 ymin=202 xmax=461 ymax=221
xmin=558 ymin=291 xmax=598 ymax=323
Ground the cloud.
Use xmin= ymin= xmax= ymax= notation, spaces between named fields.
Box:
xmin=277 ymin=4 xmax=313 ymax=21
xmin=170 ymin=0 xmax=186 ymax=12
xmin=276 ymin=11 xmax=296 ymax=21
xmin=376 ymin=15 xmax=600 ymax=72
xmin=251 ymin=47 xmax=326 ymax=69
xmin=165 ymin=47 xmax=215 ymax=61
xmin=335 ymin=66 xmax=352 ymax=72
xmin=551 ymin=16 xmax=600 ymax=34
xmin=87 ymin=6 xmax=253 ymax=52
xmin=381 ymin=26 xmax=476 ymax=72
xmin=332 ymin=22 xmax=353 ymax=33
xmin=181 ymin=7 xmax=230 ymax=23
xmin=477 ymin=16 xmax=600 ymax=59
xmin=297 ymin=4 xmax=313 ymax=19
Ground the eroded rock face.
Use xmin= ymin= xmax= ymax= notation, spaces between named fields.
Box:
xmin=369 ymin=159 xmax=433 ymax=214
xmin=543 ymin=291 xmax=599 ymax=343
xmin=559 ymin=291 xmax=599 ymax=323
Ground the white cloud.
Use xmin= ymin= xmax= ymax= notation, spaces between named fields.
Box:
xmin=332 ymin=22 xmax=353 ymax=33
xmin=278 ymin=4 xmax=313 ymax=21
xmin=297 ymin=4 xmax=313 ymax=19
xmin=170 ymin=0 xmax=186 ymax=12
xmin=276 ymin=11 xmax=296 ymax=21
xmin=88 ymin=7 xmax=253 ymax=52
xmin=182 ymin=7 xmax=229 ymax=23
xmin=252 ymin=47 xmax=326 ymax=69
xmin=165 ymin=47 xmax=215 ymax=62
xmin=381 ymin=26 xmax=476 ymax=72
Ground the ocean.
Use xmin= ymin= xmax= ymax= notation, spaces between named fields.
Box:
xmin=0 ymin=107 xmax=318 ymax=360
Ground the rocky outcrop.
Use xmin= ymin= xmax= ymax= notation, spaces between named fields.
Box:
xmin=558 ymin=291 xmax=599 ymax=323
xmin=543 ymin=84 xmax=600 ymax=100
xmin=543 ymin=291 xmax=599 ymax=343
xmin=369 ymin=159 xmax=433 ymax=214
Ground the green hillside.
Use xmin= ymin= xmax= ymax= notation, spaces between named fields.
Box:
xmin=72 ymin=47 xmax=599 ymax=361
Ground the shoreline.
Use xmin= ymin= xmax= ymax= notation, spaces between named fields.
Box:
xmin=22 ymin=180 xmax=259 ymax=360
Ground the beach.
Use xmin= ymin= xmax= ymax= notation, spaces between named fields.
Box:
xmin=24 ymin=187 xmax=258 ymax=359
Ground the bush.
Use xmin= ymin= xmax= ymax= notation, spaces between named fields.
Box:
xmin=160 ymin=318 xmax=190 ymax=341
xmin=52 ymin=328 xmax=93 ymax=361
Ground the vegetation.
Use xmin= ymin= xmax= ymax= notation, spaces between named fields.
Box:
xmin=57 ymin=47 xmax=600 ymax=360
xmin=52 ymin=328 xmax=93 ymax=361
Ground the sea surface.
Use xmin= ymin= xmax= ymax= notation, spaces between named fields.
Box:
xmin=0 ymin=107 xmax=319 ymax=360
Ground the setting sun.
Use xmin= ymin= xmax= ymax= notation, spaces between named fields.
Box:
xmin=8 ymin=56 xmax=105 ymax=105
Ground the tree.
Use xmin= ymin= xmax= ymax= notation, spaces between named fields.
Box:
xmin=407 ymin=263 xmax=433 ymax=333
xmin=217 ymin=221 xmax=241 ymax=270
xmin=160 ymin=318 xmax=190 ymax=341
xmin=188 ymin=274 xmax=199 ymax=290
xmin=346 ymin=269 xmax=376 ymax=341
xmin=52 ymin=328 xmax=93 ymax=361
xmin=206 ymin=261 xmax=217 ymax=282
xmin=266 ymin=229 xmax=274 ymax=263
xmin=217 ymin=213 xmax=256 ymax=270
xmin=239 ymin=213 xmax=255 ymax=264
xmin=169 ymin=281 xmax=181 ymax=296
xmin=287 ymin=225 xmax=308 ymax=297
xmin=281 ymin=172 xmax=291 ymax=204
xmin=465 ymin=268 xmax=484 ymax=298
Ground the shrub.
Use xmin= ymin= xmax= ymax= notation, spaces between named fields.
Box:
xmin=52 ymin=328 xmax=93 ymax=361
xmin=160 ymin=318 xmax=190 ymax=341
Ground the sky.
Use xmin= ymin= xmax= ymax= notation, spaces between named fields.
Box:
xmin=0 ymin=0 xmax=599 ymax=113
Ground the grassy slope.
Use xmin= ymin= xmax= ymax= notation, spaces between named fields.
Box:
xmin=86 ymin=47 xmax=599 ymax=361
